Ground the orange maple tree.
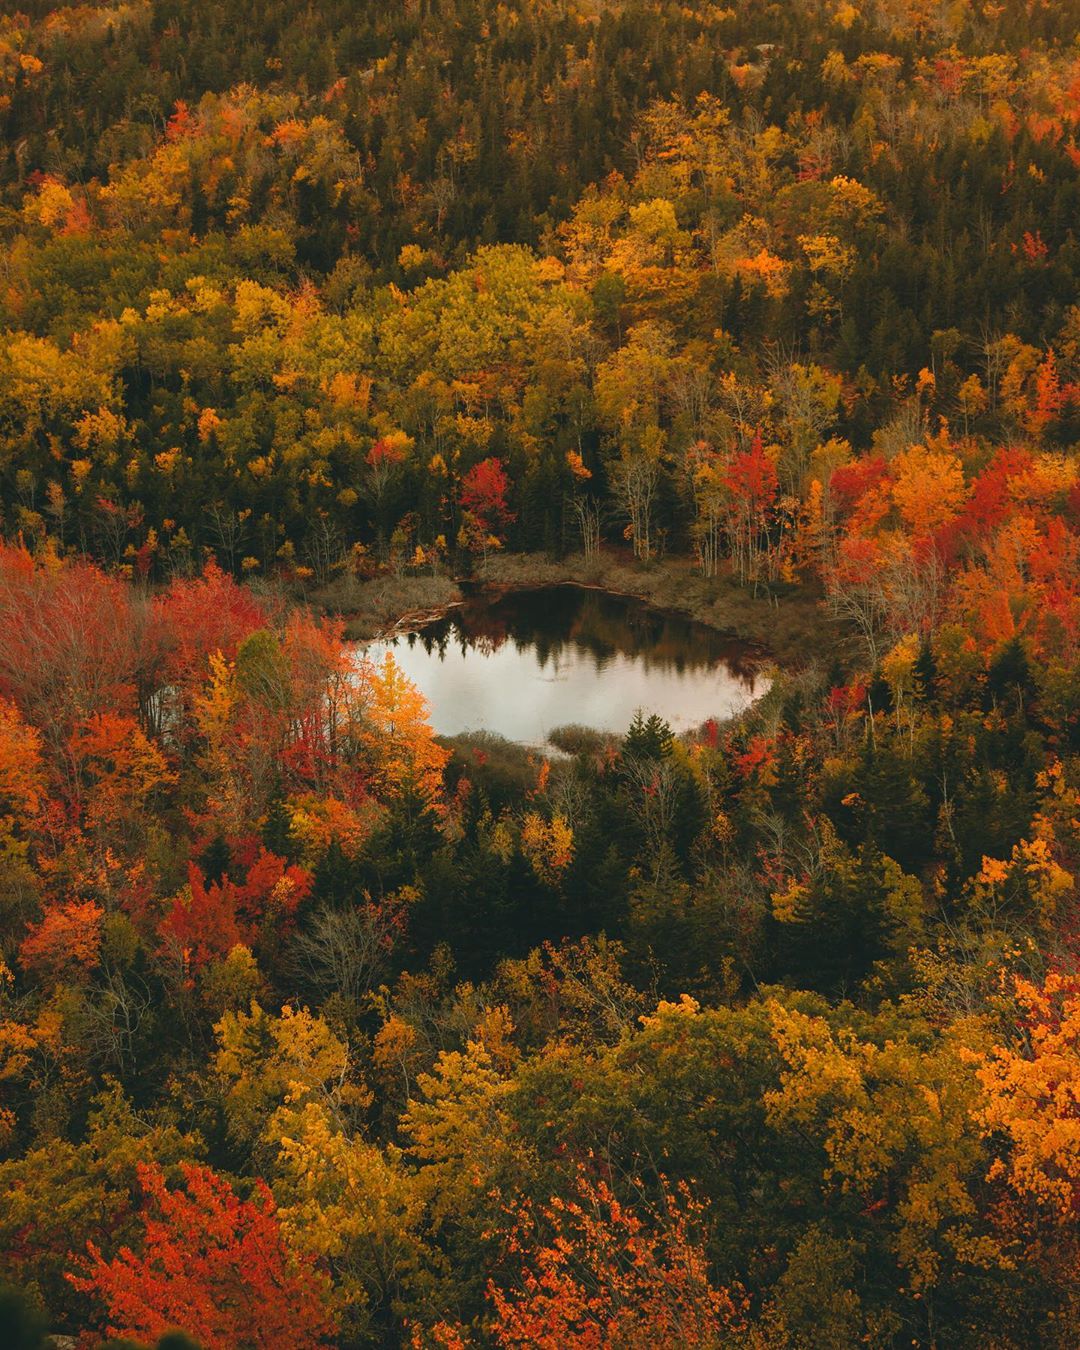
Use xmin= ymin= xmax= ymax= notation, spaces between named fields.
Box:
xmin=69 ymin=1161 xmax=335 ymax=1350
xmin=19 ymin=899 xmax=104 ymax=980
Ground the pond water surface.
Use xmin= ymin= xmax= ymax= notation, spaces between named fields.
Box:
xmin=362 ymin=585 xmax=769 ymax=746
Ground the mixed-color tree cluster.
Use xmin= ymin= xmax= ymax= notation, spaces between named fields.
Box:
xmin=4 ymin=0 xmax=1080 ymax=1347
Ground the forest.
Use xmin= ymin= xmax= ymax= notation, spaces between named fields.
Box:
xmin=3 ymin=0 xmax=1080 ymax=1346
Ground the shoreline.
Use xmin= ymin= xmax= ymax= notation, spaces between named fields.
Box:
xmin=314 ymin=550 xmax=847 ymax=669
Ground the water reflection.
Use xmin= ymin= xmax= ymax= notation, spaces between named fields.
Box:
xmin=362 ymin=585 xmax=768 ymax=745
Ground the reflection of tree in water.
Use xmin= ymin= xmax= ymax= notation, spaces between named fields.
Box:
xmin=399 ymin=586 xmax=763 ymax=686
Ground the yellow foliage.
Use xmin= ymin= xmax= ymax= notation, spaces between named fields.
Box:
xmin=798 ymin=233 xmax=856 ymax=281
xmin=401 ymin=1031 xmax=530 ymax=1223
xmin=72 ymin=406 xmax=128 ymax=454
xmin=214 ymin=1000 xmax=367 ymax=1145
xmin=520 ymin=811 xmax=574 ymax=883
xmin=767 ymin=1002 xmax=1006 ymax=1291
xmin=24 ymin=176 xmax=78 ymax=230
xmin=354 ymin=651 xmax=448 ymax=803
xmin=372 ymin=1013 xmax=420 ymax=1098
xmin=398 ymin=243 xmax=427 ymax=270
xmin=770 ymin=877 xmax=806 ymax=924
xmin=975 ymin=974 xmax=1080 ymax=1215
xmin=272 ymin=1100 xmax=431 ymax=1326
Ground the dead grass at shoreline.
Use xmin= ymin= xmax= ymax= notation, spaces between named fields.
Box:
xmin=317 ymin=572 xmax=462 ymax=640
xmin=314 ymin=551 xmax=848 ymax=669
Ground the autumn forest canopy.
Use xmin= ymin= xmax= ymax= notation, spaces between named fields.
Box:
xmin=7 ymin=0 xmax=1080 ymax=1347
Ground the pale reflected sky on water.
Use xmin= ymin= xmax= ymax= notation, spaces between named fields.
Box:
xmin=362 ymin=589 xmax=768 ymax=744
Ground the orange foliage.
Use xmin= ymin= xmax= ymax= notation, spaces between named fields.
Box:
xmin=0 ymin=695 xmax=44 ymax=826
xmin=20 ymin=900 xmax=104 ymax=979
xmin=67 ymin=711 xmax=176 ymax=830
xmin=977 ymin=973 xmax=1080 ymax=1213
xmin=891 ymin=439 xmax=967 ymax=537
xmin=486 ymin=1169 xmax=745 ymax=1349
xmin=69 ymin=1161 xmax=335 ymax=1350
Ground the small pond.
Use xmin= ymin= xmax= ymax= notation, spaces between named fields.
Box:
xmin=361 ymin=585 xmax=770 ymax=746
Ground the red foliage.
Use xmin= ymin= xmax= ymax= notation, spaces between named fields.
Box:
xmin=1021 ymin=230 xmax=1050 ymax=263
xmin=151 ymin=562 xmax=270 ymax=694
xmin=734 ymin=734 xmax=778 ymax=782
xmin=829 ymin=454 xmax=890 ymax=518
xmin=460 ymin=457 xmax=515 ymax=533
xmin=1028 ymin=518 xmax=1080 ymax=655
xmin=0 ymin=543 xmax=137 ymax=734
xmin=366 ymin=437 xmax=408 ymax=469
xmin=956 ymin=448 xmax=1034 ymax=542
xmin=69 ymin=1161 xmax=335 ymax=1350
xmin=724 ymin=428 xmax=777 ymax=514
xmin=159 ymin=848 xmax=312 ymax=966
xmin=1066 ymin=478 xmax=1080 ymax=529
xmin=932 ymin=54 xmax=968 ymax=99
xmin=827 ymin=680 xmax=867 ymax=716
xmin=833 ymin=532 xmax=883 ymax=587
xmin=166 ymin=99 xmax=198 ymax=142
